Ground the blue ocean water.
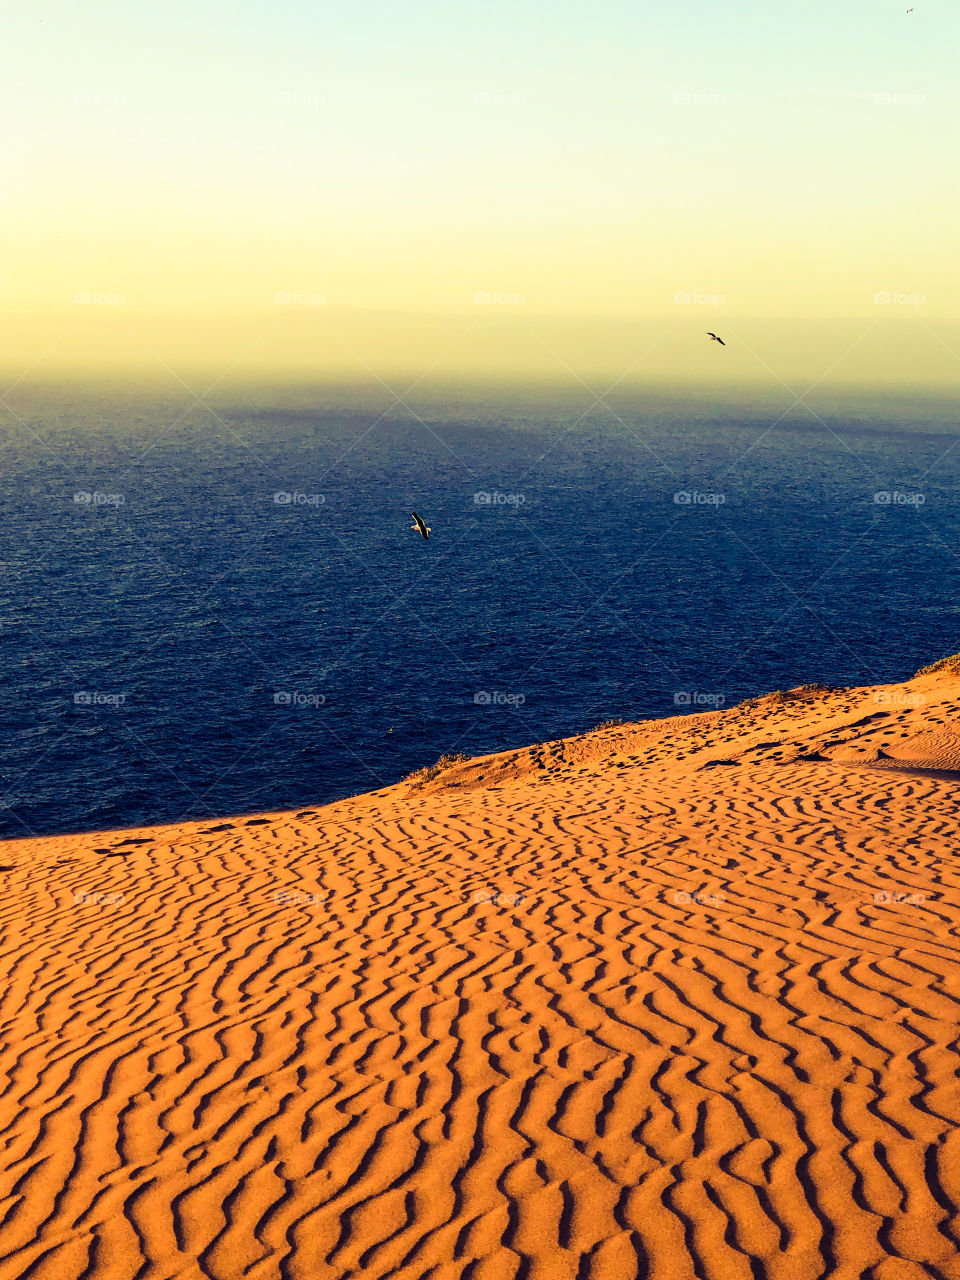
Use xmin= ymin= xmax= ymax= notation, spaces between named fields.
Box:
xmin=2 ymin=380 xmax=958 ymax=839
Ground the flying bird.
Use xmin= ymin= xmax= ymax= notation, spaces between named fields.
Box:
xmin=410 ymin=511 xmax=431 ymax=540
xmin=706 ymin=332 xmax=726 ymax=346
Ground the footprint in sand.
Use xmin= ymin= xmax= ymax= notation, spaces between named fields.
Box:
xmin=245 ymin=818 xmax=271 ymax=826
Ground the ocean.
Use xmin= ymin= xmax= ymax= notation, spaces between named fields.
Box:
xmin=2 ymin=378 xmax=958 ymax=838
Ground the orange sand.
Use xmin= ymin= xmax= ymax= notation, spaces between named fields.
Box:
xmin=3 ymin=669 xmax=960 ymax=1279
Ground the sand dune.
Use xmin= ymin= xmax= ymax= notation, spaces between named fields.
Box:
xmin=3 ymin=664 xmax=960 ymax=1278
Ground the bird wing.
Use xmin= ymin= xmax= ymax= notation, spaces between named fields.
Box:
xmin=411 ymin=511 xmax=429 ymax=537
xmin=717 ymin=336 xmax=725 ymax=345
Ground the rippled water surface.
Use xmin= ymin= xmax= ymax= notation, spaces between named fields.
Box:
xmin=2 ymin=380 xmax=958 ymax=837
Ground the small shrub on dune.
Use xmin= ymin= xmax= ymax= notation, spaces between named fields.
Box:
xmin=738 ymin=690 xmax=788 ymax=710
xmin=405 ymin=752 xmax=471 ymax=788
xmin=737 ymin=683 xmax=838 ymax=711
xmin=915 ymin=653 xmax=960 ymax=678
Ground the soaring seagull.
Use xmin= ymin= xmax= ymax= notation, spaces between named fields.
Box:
xmin=410 ymin=511 xmax=431 ymax=540
xmin=706 ymin=332 xmax=726 ymax=346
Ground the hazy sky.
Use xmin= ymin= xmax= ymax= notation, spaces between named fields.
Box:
xmin=2 ymin=0 xmax=957 ymax=376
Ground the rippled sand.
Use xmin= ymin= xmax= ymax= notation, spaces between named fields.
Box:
xmin=3 ymin=667 xmax=960 ymax=1279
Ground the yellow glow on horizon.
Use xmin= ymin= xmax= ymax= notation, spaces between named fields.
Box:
xmin=4 ymin=309 xmax=959 ymax=392
xmin=2 ymin=0 xmax=958 ymax=377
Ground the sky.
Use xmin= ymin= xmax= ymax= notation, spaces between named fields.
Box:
xmin=2 ymin=0 xmax=958 ymax=379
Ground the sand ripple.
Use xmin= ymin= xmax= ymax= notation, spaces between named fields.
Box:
xmin=2 ymin=671 xmax=960 ymax=1278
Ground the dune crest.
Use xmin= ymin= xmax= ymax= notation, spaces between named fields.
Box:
xmin=2 ymin=666 xmax=960 ymax=1278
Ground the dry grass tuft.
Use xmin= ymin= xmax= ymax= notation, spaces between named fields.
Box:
xmin=738 ymin=682 xmax=838 ymax=711
xmin=405 ymin=752 xmax=471 ymax=788
xmin=916 ymin=653 xmax=960 ymax=678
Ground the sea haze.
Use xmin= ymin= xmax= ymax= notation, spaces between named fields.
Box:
xmin=2 ymin=380 xmax=958 ymax=838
